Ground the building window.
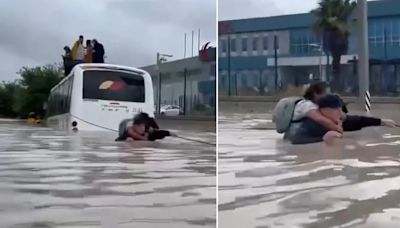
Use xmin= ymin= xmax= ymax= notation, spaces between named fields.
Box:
xmin=376 ymin=21 xmax=384 ymax=46
xmin=252 ymin=37 xmax=258 ymax=51
xmin=389 ymin=21 xmax=393 ymax=45
xmin=242 ymin=38 xmax=248 ymax=52
xmin=290 ymin=31 xmax=320 ymax=55
xmin=230 ymin=38 xmax=236 ymax=52
xmin=221 ymin=40 xmax=227 ymax=53
xmin=393 ymin=21 xmax=400 ymax=46
xmin=263 ymin=36 xmax=268 ymax=50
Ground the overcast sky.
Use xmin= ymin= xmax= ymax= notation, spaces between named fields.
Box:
xmin=0 ymin=0 xmax=323 ymax=82
xmin=219 ymin=0 xmax=319 ymax=20
xmin=0 ymin=0 xmax=216 ymax=81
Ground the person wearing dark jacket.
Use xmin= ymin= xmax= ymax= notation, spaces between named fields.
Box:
xmin=92 ymin=39 xmax=105 ymax=63
xmin=287 ymin=94 xmax=396 ymax=145
xmin=62 ymin=46 xmax=73 ymax=76
xmin=290 ymin=82 xmax=396 ymax=134
xmin=115 ymin=112 xmax=174 ymax=142
xmin=340 ymin=99 xmax=396 ymax=131
xmin=287 ymin=94 xmax=343 ymax=145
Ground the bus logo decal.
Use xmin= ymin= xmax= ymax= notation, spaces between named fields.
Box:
xmin=99 ymin=80 xmax=125 ymax=91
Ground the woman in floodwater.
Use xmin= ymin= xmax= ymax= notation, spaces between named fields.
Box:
xmin=285 ymin=82 xmax=396 ymax=144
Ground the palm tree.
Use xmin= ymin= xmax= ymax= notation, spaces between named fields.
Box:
xmin=311 ymin=0 xmax=357 ymax=90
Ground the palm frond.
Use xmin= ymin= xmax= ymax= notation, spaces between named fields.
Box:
xmin=311 ymin=0 xmax=357 ymax=35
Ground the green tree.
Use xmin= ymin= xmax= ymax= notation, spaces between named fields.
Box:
xmin=311 ymin=0 xmax=357 ymax=89
xmin=0 ymin=81 xmax=20 ymax=117
xmin=13 ymin=64 xmax=63 ymax=118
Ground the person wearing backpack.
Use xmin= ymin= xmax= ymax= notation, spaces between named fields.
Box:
xmin=115 ymin=112 xmax=174 ymax=142
xmin=273 ymin=82 xmax=397 ymax=144
xmin=285 ymin=94 xmax=344 ymax=145
xmin=272 ymin=82 xmax=342 ymax=137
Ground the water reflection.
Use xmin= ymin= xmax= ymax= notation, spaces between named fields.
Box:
xmin=0 ymin=122 xmax=215 ymax=228
xmin=219 ymin=113 xmax=400 ymax=228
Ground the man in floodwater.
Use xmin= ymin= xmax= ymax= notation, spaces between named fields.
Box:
xmin=115 ymin=112 xmax=174 ymax=142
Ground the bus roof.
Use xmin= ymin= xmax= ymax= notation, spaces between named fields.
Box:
xmin=76 ymin=63 xmax=146 ymax=75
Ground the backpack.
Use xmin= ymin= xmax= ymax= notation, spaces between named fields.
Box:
xmin=272 ymin=96 xmax=303 ymax=133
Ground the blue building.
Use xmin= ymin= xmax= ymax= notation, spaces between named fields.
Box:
xmin=218 ymin=0 xmax=400 ymax=96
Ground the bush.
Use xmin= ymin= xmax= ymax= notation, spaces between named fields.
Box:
xmin=0 ymin=64 xmax=63 ymax=118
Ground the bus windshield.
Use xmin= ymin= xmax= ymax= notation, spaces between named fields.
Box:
xmin=83 ymin=70 xmax=145 ymax=102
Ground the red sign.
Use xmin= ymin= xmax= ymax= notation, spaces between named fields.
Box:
xmin=218 ymin=21 xmax=231 ymax=35
xmin=199 ymin=42 xmax=216 ymax=62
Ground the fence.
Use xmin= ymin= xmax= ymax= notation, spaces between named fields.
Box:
xmin=219 ymin=63 xmax=400 ymax=97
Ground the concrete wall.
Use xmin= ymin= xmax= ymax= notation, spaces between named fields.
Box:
xmin=219 ymin=96 xmax=400 ymax=115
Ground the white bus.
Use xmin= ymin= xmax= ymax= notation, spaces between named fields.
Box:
xmin=46 ymin=64 xmax=155 ymax=132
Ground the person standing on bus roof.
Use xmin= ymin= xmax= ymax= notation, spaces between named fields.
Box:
xmin=92 ymin=39 xmax=105 ymax=63
xmin=71 ymin=35 xmax=85 ymax=62
xmin=62 ymin=46 xmax=73 ymax=76
xmin=84 ymin=40 xmax=93 ymax=63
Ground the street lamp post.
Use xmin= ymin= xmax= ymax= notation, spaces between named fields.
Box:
xmin=274 ymin=35 xmax=279 ymax=90
xmin=309 ymin=43 xmax=323 ymax=81
xmin=356 ymin=0 xmax=370 ymax=112
xmin=156 ymin=52 xmax=173 ymax=114
xmin=227 ymin=35 xmax=231 ymax=96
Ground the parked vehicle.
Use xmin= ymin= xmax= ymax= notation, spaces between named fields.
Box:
xmin=160 ymin=105 xmax=182 ymax=116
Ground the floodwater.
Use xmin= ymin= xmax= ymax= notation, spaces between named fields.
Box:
xmin=219 ymin=113 xmax=400 ymax=228
xmin=0 ymin=121 xmax=216 ymax=228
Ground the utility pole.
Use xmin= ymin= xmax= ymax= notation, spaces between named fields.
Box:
xmin=183 ymin=68 xmax=187 ymax=115
xmin=274 ymin=35 xmax=278 ymax=90
xmin=156 ymin=53 xmax=162 ymax=114
xmin=191 ymin=30 xmax=194 ymax=57
xmin=227 ymin=35 xmax=231 ymax=96
xmin=184 ymin=33 xmax=187 ymax=58
xmin=357 ymin=0 xmax=371 ymax=112
xmin=198 ymin=29 xmax=201 ymax=51
xmin=156 ymin=52 xmax=173 ymax=114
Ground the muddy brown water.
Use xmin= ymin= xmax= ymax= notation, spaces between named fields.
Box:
xmin=0 ymin=121 xmax=216 ymax=228
xmin=219 ymin=113 xmax=400 ymax=228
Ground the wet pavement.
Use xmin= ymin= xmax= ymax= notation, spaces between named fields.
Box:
xmin=0 ymin=121 xmax=216 ymax=228
xmin=218 ymin=112 xmax=400 ymax=228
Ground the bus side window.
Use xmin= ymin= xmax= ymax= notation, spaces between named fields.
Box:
xmin=62 ymin=80 xmax=67 ymax=114
xmin=57 ymin=86 xmax=62 ymax=115
xmin=47 ymin=94 xmax=52 ymax=117
xmin=66 ymin=78 xmax=70 ymax=112
xmin=54 ymin=87 xmax=59 ymax=115
xmin=67 ymin=75 xmax=74 ymax=111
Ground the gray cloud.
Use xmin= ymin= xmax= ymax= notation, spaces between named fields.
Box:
xmin=0 ymin=0 xmax=216 ymax=81
xmin=219 ymin=0 xmax=319 ymax=20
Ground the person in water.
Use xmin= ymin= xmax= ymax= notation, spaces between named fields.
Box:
xmin=291 ymin=82 xmax=395 ymax=133
xmin=286 ymin=94 xmax=344 ymax=145
xmin=291 ymin=82 xmax=343 ymax=133
xmin=284 ymin=83 xmax=396 ymax=144
xmin=116 ymin=112 xmax=174 ymax=142
xmin=126 ymin=117 xmax=148 ymax=141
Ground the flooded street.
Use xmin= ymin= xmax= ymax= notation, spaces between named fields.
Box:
xmin=219 ymin=112 xmax=400 ymax=228
xmin=0 ymin=121 xmax=216 ymax=228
